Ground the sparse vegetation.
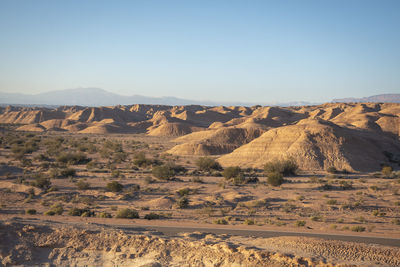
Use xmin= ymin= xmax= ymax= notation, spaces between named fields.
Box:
xmin=264 ymin=158 xmax=298 ymax=176
xmin=106 ymin=181 xmax=124 ymax=192
xmin=267 ymin=172 xmax=284 ymax=186
xmin=152 ymin=165 xmax=174 ymax=180
xmin=115 ymin=208 xmax=139 ymax=219
xmin=195 ymin=157 xmax=222 ymax=172
xmin=76 ymin=180 xmax=90 ymax=190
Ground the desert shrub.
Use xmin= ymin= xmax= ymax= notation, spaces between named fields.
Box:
xmin=195 ymin=157 xmax=222 ymax=172
xmin=355 ymin=216 xmax=366 ymax=223
xmin=267 ymin=172 xmax=284 ymax=186
xmin=32 ymin=175 xmax=51 ymax=190
xmin=338 ymin=180 xmax=353 ymax=190
xmin=223 ymin=166 xmax=242 ymax=180
xmin=60 ymin=168 xmax=76 ymax=178
xmin=326 ymin=166 xmax=337 ymax=174
xmin=176 ymin=196 xmax=189 ymax=209
xmin=68 ymin=207 xmax=95 ymax=217
xmin=111 ymin=170 xmax=122 ymax=178
xmin=392 ymin=219 xmax=400 ymax=225
xmin=165 ymin=162 xmax=187 ymax=175
xmin=106 ymin=181 xmax=124 ymax=192
xmin=133 ymin=152 xmax=152 ymax=167
xmin=381 ymin=166 xmax=393 ymax=177
xmin=76 ymin=180 xmax=90 ymax=190
xmin=86 ymin=161 xmax=98 ymax=170
xmin=97 ymin=212 xmax=113 ymax=218
xmin=213 ymin=218 xmax=228 ymax=225
xmin=144 ymin=212 xmax=162 ymax=220
xmin=372 ymin=210 xmax=386 ymax=217
xmin=310 ymin=215 xmax=322 ymax=222
xmin=326 ymin=199 xmax=337 ymax=205
xmin=45 ymin=203 xmax=64 ymax=216
xmin=25 ymin=209 xmax=37 ymax=215
xmin=295 ymin=220 xmax=306 ymax=227
xmin=231 ymin=173 xmax=246 ymax=185
xmin=115 ymin=208 xmax=139 ymax=219
xmin=113 ymin=152 xmax=127 ymax=163
xmin=176 ymin=188 xmax=190 ymax=197
xmin=56 ymin=152 xmax=91 ymax=165
xmin=351 ymin=226 xmax=366 ymax=232
xmin=190 ymin=177 xmax=204 ymax=183
xmin=244 ymin=219 xmax=255 ymax=225
xmin=152 ymin=165 xmax=174 ymax=180
xmin=264 ymin=158 xmax=298 ymax=176
xmin=44 ymin=210 xmax=56 ymax=216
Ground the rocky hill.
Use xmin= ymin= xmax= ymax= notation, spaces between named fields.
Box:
xmin=1 ymin=102 xmax=399 ymax=172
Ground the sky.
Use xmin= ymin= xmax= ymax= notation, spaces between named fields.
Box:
xmin=0 ymin=0 xmax=399 ymax=103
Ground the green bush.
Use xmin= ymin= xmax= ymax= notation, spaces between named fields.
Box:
xmin=176 ymin=188 xmax=190 ymax=197
xmin=144 ymin=212 xmax=163 ymax=220
xmin=213 ymin=218 xmax=228 ymax=225
xmin=111 ymin=170 xmax=122 ymax=178
xmin=106 ymin=181 xmax=124 ymax=192
xmin=351 ymin=226 xmax=366 ymax=232
xmin=326 ymin=166 xmax=337 ymax=174
xmin=152 ymin=165 xmax=174 ymax=180
xmin=222 ymin=166 xmax=242 ymax=179
xmin=68 ymin=207 xmax=95 ymax=217
xmin=25 ymin=209 xmax=37 ymax=215
xmin=381 ymin=166 xmax=393 ymax=177
xmin=264 ymin=158 xmax=298 ymax=176
xmin=195 ymin=157 xmax=222 ymax=172
xmin=244 ymin=219 xmax=255 ymax=225
xmin=295 ymin=220 xmax=306 ymax=227
xmin=133 ymin=152 xmax=152 ymax=167
xmin=45 ymin=203 xmax=64 ymax=216
xmin=33 ymin=175 xmax=51 ymax=190
xmin=97 ymin=212 xmax=113 ymax=218
xmin=326 ymin=199 xmax=338 ymax=205
xmin=267 ymin=172 xmax=284 ymax=186
xmin=60 ymin=168 xmax=76 ymax=177
xmin=176 ymin=196 xmax=189 ymax=209
xmin=115 ymin=208 xmax=139 ymax=219
xmin=56 ymin=152 xmax=91 ymax=165
xmin=76 ymin=180 xmax=90 ymax=190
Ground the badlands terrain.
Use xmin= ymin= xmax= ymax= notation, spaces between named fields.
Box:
xmin=0 ymin=102 xmax=399 ymax=266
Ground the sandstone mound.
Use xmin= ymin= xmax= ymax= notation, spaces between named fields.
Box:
xmin=144 ymin=196 xmax=176 ymax=209
xmin=218 ymin=119 xmax=400 ymax=171
xmin=148 ymin=122 xmax=203 ymax=137
xmin=1 ymin=103 xmax=399 ymax=141
xmin=16 ymin=123 xmax=46 ymax=132
xmin=168 ymin=127 xmax=263 ymax=156
xmin=78 ymin=122 xmax=137 ymax=134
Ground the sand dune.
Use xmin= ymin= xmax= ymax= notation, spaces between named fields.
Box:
xmin=218 ymin=118 xmax=400 ymax=171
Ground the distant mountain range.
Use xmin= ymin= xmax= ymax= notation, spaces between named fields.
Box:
xmin=0 ymin=88 xmax=398 ymax=107
xmin=332 ymin=94 xmax=400 ymax=103
xmin=0 ymin=88 xmax=315 ymax=107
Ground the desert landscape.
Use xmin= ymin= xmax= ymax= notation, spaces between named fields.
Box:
xmin=1 ymin=0 xmax=400 ymax=265
xmin=0 ymin=102 xmax=399 ymax=266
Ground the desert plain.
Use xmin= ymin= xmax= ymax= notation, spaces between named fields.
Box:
xmin=0 ymin=102 xmax=399 ymax=266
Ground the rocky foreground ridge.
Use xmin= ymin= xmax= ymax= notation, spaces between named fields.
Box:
xmin=1 ymin=220 xmax=399 ymax=267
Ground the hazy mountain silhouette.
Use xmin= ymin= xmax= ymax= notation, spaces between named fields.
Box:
xmin=0 ymin=88 xmax=314 ymax=107
xmin=332 ymin=94 xmax=400 ymax=103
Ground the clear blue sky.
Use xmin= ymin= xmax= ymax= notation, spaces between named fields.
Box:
xmin=0 ymin=0 xmax=399 ymax=103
